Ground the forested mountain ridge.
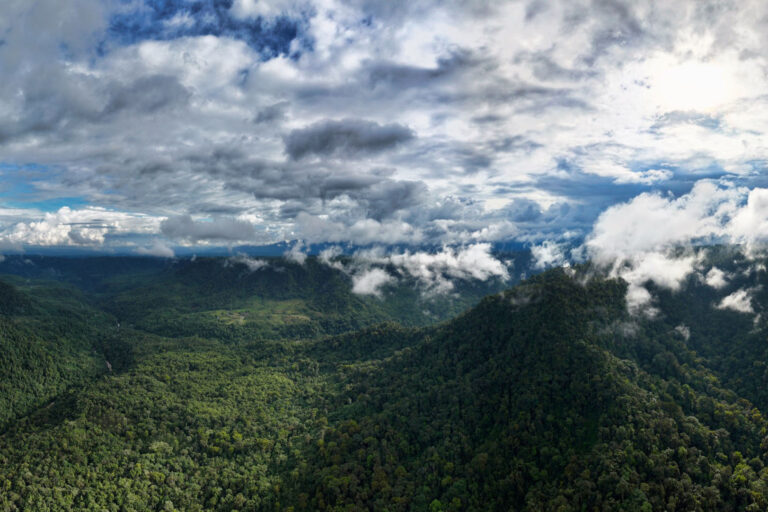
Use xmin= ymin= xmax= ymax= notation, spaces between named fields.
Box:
xmin=3 ymin=256 xmax=768 ymax=510
xmin=0 ymin=254 xmax=518 ymax=342
xmin=0 ymin=278 xmax=122 ymax=429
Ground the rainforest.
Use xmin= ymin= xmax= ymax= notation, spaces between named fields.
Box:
xmin=2 ymin=250 xmax=768 ymax=511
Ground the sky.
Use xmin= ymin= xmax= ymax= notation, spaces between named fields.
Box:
xmin=3 ymin=0 xmax=768 ymax=269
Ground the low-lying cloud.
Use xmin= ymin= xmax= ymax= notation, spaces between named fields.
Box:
xmin=227 ymin=254 xmax=269 ymax=271
xmin=582 ymin=180 xmax=768 ymax=314
xmin=351 ymin=268 xmax=394 ymax=296
xmin=341 ymin=243 xmax=509 ymax=295
xmin=717 ymin=288 xmax=756 ymax=314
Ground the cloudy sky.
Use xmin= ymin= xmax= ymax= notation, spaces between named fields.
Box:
xmin=3 ymin=0 xmax=768 ymax=258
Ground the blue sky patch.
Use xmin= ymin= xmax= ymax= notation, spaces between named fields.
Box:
xmin=0 ymin=164 xmax=89 ymax=212
xmin=107 ymin=0 xmax=311 ymax=58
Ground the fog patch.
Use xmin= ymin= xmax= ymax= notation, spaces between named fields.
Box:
xmin=674 ymin=324 xmax=691 ymax=341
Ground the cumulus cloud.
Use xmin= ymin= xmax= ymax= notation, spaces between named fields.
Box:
xmin=0 ymin=207 xmax=161 ymax=247
xmin=585 ymin=182 xmax=740 ymax=264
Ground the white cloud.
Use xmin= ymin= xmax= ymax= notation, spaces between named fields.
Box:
xmin=586 ymin=181 xmax=742 ymax=265
xmin=351 ymin=268 xmax=393 ymax=296
xmin=580 ymin=180 xmax=768 ymax=311
xmin=728 ymin=188 xmax=768 ymax=252
xmin=531 ymin=240 xmax=568 ymax=269
xmin=285 ymin=240 xmax=307 ymax=264
xmin=228 ymin=254 xmax=269 ymax=271
xmin=352 ymin=243 xmax=509 ymax=293
xmin=716 ymin=288 xmax=755 ymax=314
xmin=318 ymin=245 xmax=344 ymax=269
xmin=618 ymin=252 xmax=699 ymax=315
xmin=704 ymin=267 xmax=729 ymax=289
xmin=0 ymin=207 xmax=161 ymax=247
xmin=230 ymin=0 xmax=302 ymax=20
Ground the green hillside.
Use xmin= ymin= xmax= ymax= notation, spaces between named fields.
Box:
xmin=4 ymin=256 xmax=768 ymax=510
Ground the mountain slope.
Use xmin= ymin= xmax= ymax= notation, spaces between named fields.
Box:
xmin=100 ymin=256 xmax=512 ymax=341
xmin=4 ymin=265 xmax=768 ymax=510
xmin=288 ymin=270 xmax=768 ymax=511
xmin=0 ymin=278 xmax=123 ymax=429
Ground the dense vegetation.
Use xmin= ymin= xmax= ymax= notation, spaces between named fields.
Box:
xmin=4 ymin=252 xmax=768 ymax=510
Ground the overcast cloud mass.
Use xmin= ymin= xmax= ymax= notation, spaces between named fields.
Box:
xmin=4 ymin=0 xmax=768 ymax=269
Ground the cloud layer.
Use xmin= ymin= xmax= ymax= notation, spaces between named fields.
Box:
xmin=4 ymin=1 xmax=768 ymax=256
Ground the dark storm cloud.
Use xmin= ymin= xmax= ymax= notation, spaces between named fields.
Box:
xmin=284 ymin=119 xmax=415 ymax=160
xmin=504 ymin=198 xmax=544 ymax=223
xmin=361 ymin=180 xmax=428 ymax=220
xmin=457 ymin=149 xmax=493 ymax=172
xmin=176 ymin=144 xmax=426 ymax=220
xmin=227 ymin=166 xmax=428 ymax=220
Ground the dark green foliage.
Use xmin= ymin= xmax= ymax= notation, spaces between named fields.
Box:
xmin=6 ymin=255 xmax=768 ymax=510
xmin=0 ymin=279 xmax=114 ymax=429
xmin=100 ymin=256 xmax=508 ymax=341
xmin=0 ymin=280 xmax=30 ymax=315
